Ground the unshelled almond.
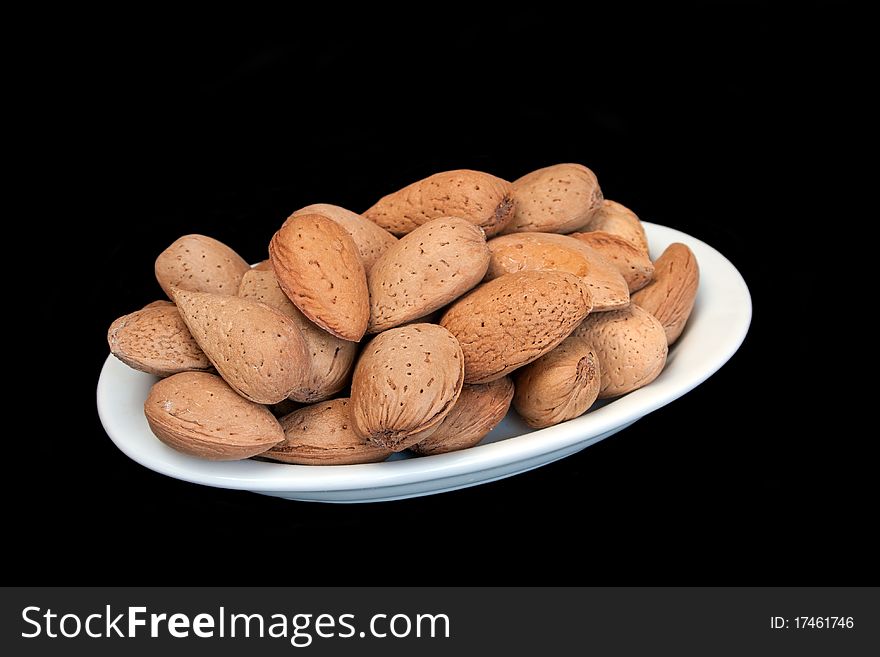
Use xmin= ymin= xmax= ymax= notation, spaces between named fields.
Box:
xmin=571 ymin=304 xmax=667 ymax=398
xmin=440 ymin=271 xmax=593 ymax=383
xmin=368 ymin=217 xmax=490 ymax=333
xmin=239 ymin=269 xmax=358 ymax=403
xmin=263 ymin=398 xmax=393 ymax=465
xmin=506 ymin=163 xmax=603 ymax=234
xmin=486 ymin=232 xmax=630 ymax=311
xmin=350 ymin=324 xmax=464 ymax=451
xmin=410 ymin=377 xmax=514 ymax=456
xmin=155 ymin=234 xmax=249 ymax=297
xmin=585 ymin=200 xmax=649 ymax=252
xmin=288 ymin=203 xmax=397 ymax=272
xmin=631 ymin=243 xmax=699 ymax=345
xmin=570 ymin=231 xmax=655 ymax=292
xmin=270 ymin=213 xmax=369 ymax=342
xmin=513 ymin=337 xmax=600 ymax=428
xmin=145 ymin=372 xmax=284 ymax=460
xmin=364 ymin=169 xmax=515 ymax=237
xmin=108 ymin=304 xmax=211 ymax=377
xmin=173 ymin=288 xmax=308 ymax=404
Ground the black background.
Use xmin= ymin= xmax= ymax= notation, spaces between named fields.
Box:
xmin=18 ymin=4 xmax=870 ymax=582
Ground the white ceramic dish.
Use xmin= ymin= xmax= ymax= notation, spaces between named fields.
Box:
xmin=97 ymin=222 xmax=751 ymax=503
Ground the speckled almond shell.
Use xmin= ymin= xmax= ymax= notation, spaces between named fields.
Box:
xmin=363 ymin=169 xmax=515 ymax=237
xmin=155 ymin=234 xmax=250 ymax=297
xmin=505 ymin=163 xmax=603 ymax=234
xmin=631 ymin=243 xmax=699 ymax=345
xmin=269 ymin=214 xmax=369 ymax=342
xmin=144 ymin=372 xmax=284 ymax=460
xmin=585 ymin=200 xmax=649 ymax=252
xmin=288 ymin=203 xmax=397 ymax=273
xmin=368 ymin=217 xmax=490 ymax=333
xmin=571 ymin=304 xmax=667 ymax=399
xmin=485 ymin=232 xmax=630 ymax=312
xmin=172 ymin=288 xmax=308 ymax=404
xmin=252 ymin=259 xmax=273 ymax=271
xmin=570 ymin=231 xmax=655 ymax=292
xmin=108 ymin=305 xmax=212 ymax=377
xmin=350 ymin=324 xmax=464 ymax=451
xmin=239 ymin=269 xmax=357 ymax=403
xmin=440 ymin=271 xmax=593 ymax=384
xmin=410 ymin=377 xmax=514 ymax=456
xmin=263 ymin=398 xmax=393 ymax=465
xmin=513 ymin=337 xmax=600 ymax=429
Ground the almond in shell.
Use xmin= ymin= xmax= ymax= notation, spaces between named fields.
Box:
xmin=410 ymin=377 xmax=514 ymax=456
xmin=506 ymin=163 xmax=603 ymax=234
xmin=368 ymin=217 xmax=490 ymax=333
xmin=486 ymin=232 xmax=629 ymax=311
xmin=269 ymin=213 xmax=369 ymax=342
xmin=631 ymin=243 xmax=699 ymax=345
xmin=440 ymin=270 xmax=593 ymax=384
xmin=173 ymin=288 xmax=308 ymax=404
xmin=263 ymin=398 xmax=393 ymax=465
xmin=239 ymin=269 xmax=357 ymax=403
xmin=108 ymin=304 xmax=211 ymax=377
xmin=288 ymin=203 xmax=397 ymax=272
xmin=571 ymin=304 xmax=667 ymax=398
xmin=145 ymin=372 xmax=283 ymax=460
xmin=585 ymin=200 xmax=649 ymax=252
xmin=350 ymin=324 xmax=464 ymax=451
xmin=363 ymin=169 xmax=514 ymax=237
xmin=570 ymin=231 xmax=654 ymax=292
xmin=513 ymin=337 xmax=600 ymax=428
xmin=155 ymin=234 xmax=250 ymax=297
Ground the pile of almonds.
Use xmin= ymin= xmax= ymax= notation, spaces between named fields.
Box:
xmin=108 ymin=164 xmax=699 ymax=464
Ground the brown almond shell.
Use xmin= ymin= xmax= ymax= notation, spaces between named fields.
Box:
xmin=506 ymin=163 xmax=603 ymax=234
xmin=486 ymin=232 xmax=630 ymax=311
xmin=410 ymin=377 xmax=514 ymax=456
xmin=585 ymin=200 xmax=649 ymax=252
xmin=513 ymin=337 xmax=601 ymax=429
xmin=155 ymin=234 xmax=250 ymax=297
xmin=108 ymin=305 xmax=212 ymax=377
xmin=570 ymin=231 xmax=655 ymax=293
xmin=440 ymin=270 xmax=593 ymax=384
xmin=368 ymin=217 xmax=490 ymax=333
xmin=363 ymin=169 xmax=514 ymax=237
xmin=144 ymin=372 xmax=283 ymax=460
xmin=269 ymin=213 xmax=370 ymax=342
xmin=631 ymin=243 xmax=699 ymax=345
xmin=264 ymin=398 xmax=393 ymax=465
xmin=239 ymin=269 xmax=358 ymax=403
xmin=350 ymin=324 xmax=464 ymax=451
xmin=288 ymin=203 xmax=397 ymax=273
xmin=172 ymin=288 xmax=309 ymax=404
xmin=571 ymin=304 xmax=667 ymax=398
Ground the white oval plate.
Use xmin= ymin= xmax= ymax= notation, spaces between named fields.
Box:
xmin=97 ymin=222 xmax=751 ymax=503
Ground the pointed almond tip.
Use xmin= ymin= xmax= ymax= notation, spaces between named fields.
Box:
xmin=168 ymin=286 xmax=201 ymax=307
